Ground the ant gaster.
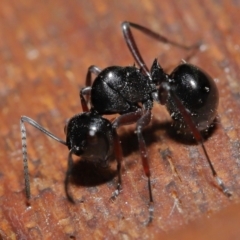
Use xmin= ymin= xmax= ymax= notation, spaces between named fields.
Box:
xmin=20 ymin=21 xmax=231 ymax=224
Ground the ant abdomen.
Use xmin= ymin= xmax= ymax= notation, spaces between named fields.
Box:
xmin=65 ymin=111 xmax=114 ymax=165
xmin=165 ymin=63 xmax=219 ymax=131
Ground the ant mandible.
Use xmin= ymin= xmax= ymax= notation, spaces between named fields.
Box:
xmin=20 ymin=21 xmax=231 ymax=224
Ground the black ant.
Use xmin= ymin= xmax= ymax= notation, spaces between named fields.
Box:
xmin=20 ymin=21 xmax=231 ymax=225
xmin=80 ymin=21 xmax=232 ymax=220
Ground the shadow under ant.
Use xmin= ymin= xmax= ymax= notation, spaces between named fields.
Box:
xmin=68 ymin=117 xmax=218 ymax=189
xmin=69 ymin=158 xmax=117 ymax=187
xmin=163 ymin=118 xmax=218 ymax=145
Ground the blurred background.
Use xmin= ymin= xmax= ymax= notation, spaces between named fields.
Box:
xmin=0 ymin=0 xmax=240 ymax=239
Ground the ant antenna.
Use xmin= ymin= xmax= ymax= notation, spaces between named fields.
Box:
xmin=20 ymin=116 xmax=67 ymax=200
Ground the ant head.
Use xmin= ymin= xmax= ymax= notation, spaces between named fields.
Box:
xmin=64 ymin=112 xmax=114 ymax=164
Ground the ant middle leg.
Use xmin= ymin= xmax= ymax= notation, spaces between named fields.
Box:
xmin=111 ymin=129 xmax=124 ymax=200
xmin=86 ymin=65 xmax=102 ymax=86
xmin=135 ymin=109 xmax=154 ymax=224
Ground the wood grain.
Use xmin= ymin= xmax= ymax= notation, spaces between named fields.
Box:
xmin=0 ymin=0 xmax=240 ymax=239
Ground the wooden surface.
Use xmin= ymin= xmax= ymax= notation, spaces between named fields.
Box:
xmin=1 ymin=0 xmax=240 ymax=239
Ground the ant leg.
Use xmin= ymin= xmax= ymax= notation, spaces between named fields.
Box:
xmin=136 ymin=109 xmax=154 ymax=224
xmin=161 ymin=83 xmax=232 ymax=197
xmin=80 ymin=87 xmax=91 ymax=112
xmin=80 ymin=65 xmax=102 ymax=111
xmin=111 ymin=109 xmax=143 ymax=200
xmin=64 ymin=148 xmax=75 ymax=203
xmin=113 ymin=109 xmax=154 ymax=223
xmin=112 ymin=109 xmax=143 ymax=128
xmin=20 ymin=116 xmax=67 ymax=200
xmin=111 ymin=129 xmax=123 ymax=200
xmin=121 ymin=21 xmax=200 ymax=76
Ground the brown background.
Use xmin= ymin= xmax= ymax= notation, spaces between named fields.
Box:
xmin=1 ymin=0 xmax=240 ymax=239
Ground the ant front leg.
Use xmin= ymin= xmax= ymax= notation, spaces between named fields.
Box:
xmin=111 ymin=109 xmax=143 ymax=199
xmin=113 ymin=108 xmax=154 ymax=224
xmin=80 ymin=65 xmax=102 ymax=111
xmin=135 ymin=109 xmax=154 ymax=224
xmin=64 ymin=148 xmax=75 ymax=203
xmin=121 ymin=21 xmax=200 ymax=77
